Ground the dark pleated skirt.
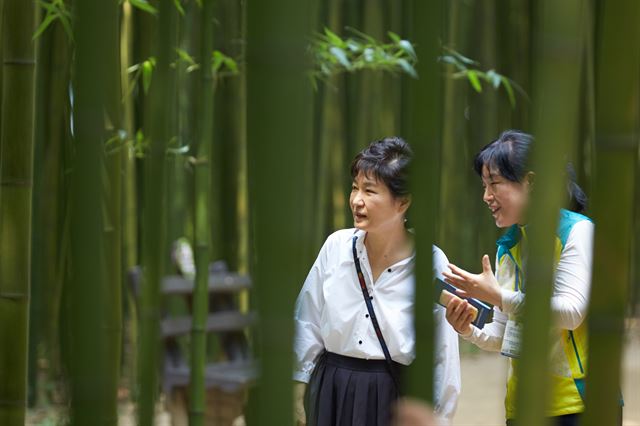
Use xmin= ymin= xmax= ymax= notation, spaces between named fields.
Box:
xmin=304 ymin=351 xmax=404 ymax=426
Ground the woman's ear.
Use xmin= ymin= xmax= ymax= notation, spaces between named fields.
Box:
xmin=398 ymin=194 xmax=412 ymax=213
xmin=524 ymin=172 xmax=535 ymax=192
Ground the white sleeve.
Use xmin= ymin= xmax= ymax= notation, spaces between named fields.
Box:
xmin=462 ymin=306 xmax=507 ymax=352
xmin=292 ymin=238 xmax=330 ymax=383
xmin=500 ymin=220 xmax=593 ymax=330
xmin=431 ymin=247 xmax=461 ymax=425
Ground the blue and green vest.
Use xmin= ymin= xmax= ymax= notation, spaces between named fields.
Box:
xmin=496 ymin=209 xmax=591 ymax=418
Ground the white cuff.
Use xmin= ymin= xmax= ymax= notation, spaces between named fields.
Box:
xmin=500 ymin=289 xmax=520 ymax=315
xmin=293 ymin=370 xmax=312 ymax=383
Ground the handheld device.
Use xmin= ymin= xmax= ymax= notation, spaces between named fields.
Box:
xmin=434 ymin=277 xmax=494 ymax=329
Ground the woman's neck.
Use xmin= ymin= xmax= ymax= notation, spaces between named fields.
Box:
xmin=364 ymin=225 xmax=413 ymax=265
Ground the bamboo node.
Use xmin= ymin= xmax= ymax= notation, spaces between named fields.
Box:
xmin=3 ymin=59 xmax=36 ymax=66
xmin=0 ymin=179 xmax=32 ymax=187
xmin=0 ymin=292 xmax=27 ymax=300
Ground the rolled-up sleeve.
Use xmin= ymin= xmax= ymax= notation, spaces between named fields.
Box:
xmin=431 ymin=246 xmax=461 ymax=424
xmin=293 ymin=239 xmax=330 ymax=383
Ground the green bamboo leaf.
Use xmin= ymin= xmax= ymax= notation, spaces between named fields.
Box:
xmin=398 ymin=40 xmax=417 ymax=60
xmin=387 ymin=31 xmax=401 ymax=43
xmin=127 ymin=63 xmax=141 ymax=73
xmin=58 ymin=15 xmax=73 ymax=40
xmin=211 ymin=50 xmax=224 ymax=72
xmin=173 ymin=0 xmax=185 ymax=16
xmin=329 ymin=46 xmax=351 ymax=69
xmin=363 ymin=47 xmax=374 ymax=62
xmin=223 ymin=57 xmax=238 ymax=74
xmin=439 ymin=55 xmax=458 ymax=65
xmin=467 ymin=70 xmax=483 ymax=92
xmin=142 ymin=58 xmax=155 ymax=94
xmin=486 ymin=69 xmax=501 ymax=88
xmin=33 ymin=12 xmax=57 ymax=39
xmin=345 ymin=26 xmax=376 ymax=44
xmin=443 ymin=46 xmax=478 ymax=65
xmin=324 ymin=28 xmax=345 ymax=48
xmin=346 ymin=40 xmax=361 ymax=53
xmin=129 ymin=0 xmax=158 ymax=15
xmin=397 ymin=58 xmax=418 ymax=79
xmin=34 ymin=0 xmax=73 ymax=40
xmin=500 ymin=76 xmax=516 ymax=107
xmin=175 ymin=48 xmax=197 ymax=66
xmin=166 ymin=144 xmax=190 ymax=155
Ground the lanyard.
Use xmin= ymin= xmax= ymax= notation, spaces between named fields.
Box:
xmin=352 ymin=235 xmax=401 ymax=392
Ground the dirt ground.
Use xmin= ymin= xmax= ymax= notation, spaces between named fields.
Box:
xmin=26 ymin=321 xmax=639 ymax=425
xmin=454 ymin=319 xmax=640 ymax=426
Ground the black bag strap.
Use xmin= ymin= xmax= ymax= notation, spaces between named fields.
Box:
xmin=351 ymin=235 xmax=401 ymax=392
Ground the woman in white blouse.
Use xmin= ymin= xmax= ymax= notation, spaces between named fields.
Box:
xmin=293 ymin=137 xmax=460 ymax=426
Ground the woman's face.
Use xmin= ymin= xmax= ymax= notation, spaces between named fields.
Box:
xmin=349 ymin=171 xmax=409 ymax=233
xmin=481 ymin=165 xmax=531 ymax=228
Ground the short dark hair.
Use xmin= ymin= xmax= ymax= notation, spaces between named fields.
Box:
xmin=473 ymin=130 xmax=532 ymax=182
xmin=350 ymin=136 xmax=412 ymax=198
xmin=473 ymin=129 xmax=587 ymax=213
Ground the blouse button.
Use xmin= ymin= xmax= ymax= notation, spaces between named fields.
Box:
xmin=365 ymin=314 xmax=369 ymax=318
xmin=358 ymin=340 xmax=363 ymax=345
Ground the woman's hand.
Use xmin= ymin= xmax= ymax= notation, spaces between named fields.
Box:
xmin=442 ymin=254 xmax=502 ymax=308
xmin=294 ymin=382 xmax=307 ymax=425
xmin=445 ymin=297 xmax=475 ymax=336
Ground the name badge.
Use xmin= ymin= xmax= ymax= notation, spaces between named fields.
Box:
xmin=500 ymin=319 xmax=522 ymax=358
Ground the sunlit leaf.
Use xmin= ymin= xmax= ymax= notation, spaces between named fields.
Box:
xmin=346 ymin=40 xmax=361 ymax=53
xmin=398 ymin=40 xmax=416 ymax=60
xmin=467 ymin=70 xmax=482 ymax=92
xmin=129 ymin=0 xmax=158 ymax=15
xmin=363 ymin=47 xmax=374 ymax=62
xmin=173 ymin=0 xmax=185 ymax=15
xmin=387 ymin=31 xmax=401 ymax=43
xmin=486 ymin=69 xmax=501 ymax=89
xmin=345 ymin=26 xmax=376 ymax=43
xmin=167 ymin=144 xmax=190 ymax=155
xmin=175 ymin=48 xmax=197 ymax=66
xmin=397 ymin=58 xmax=418 ymax=79
xmin=329 ymin=47 xmax=351 ymax=69
xmin=324 ymin=28 xmax=345 ymax=48
xmin=142 ymin=58 xmax=155 ymax=94
xmin=224 ymin=57 xmax=238 ymax=74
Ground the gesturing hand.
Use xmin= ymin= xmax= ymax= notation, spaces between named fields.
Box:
xmin=442 ymin=254 xmax=502 ymax=308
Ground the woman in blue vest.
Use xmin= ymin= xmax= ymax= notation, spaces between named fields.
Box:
xmin=443 ymin=130 xmax=597 ymax=426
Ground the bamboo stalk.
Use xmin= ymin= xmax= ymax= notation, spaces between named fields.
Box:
xmin=0 ymin=0 xmax=37 ymax=423
xmin=514 ymin=2 xmax=584 ymax=425
xmin=189 ymin=1 xmax=214 ymax=424
xmin=67 ymin=0 xmax=120 ymax=424
xmin=404 ymin=0 xmax=444 ymax=402
xmin=245 ymin=0 xmax=313 ymax=422
xmin=137 ymin=0 xmax=177 ymax=424
xmin=583 ymin=0 xmax=640 ymax=424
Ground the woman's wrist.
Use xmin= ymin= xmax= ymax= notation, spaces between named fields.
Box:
xmin=489 ymin=286 xmax=503 ymax=309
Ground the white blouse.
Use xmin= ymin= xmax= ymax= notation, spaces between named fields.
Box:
xmin=293 ymin=228 xmax=461 ymax=423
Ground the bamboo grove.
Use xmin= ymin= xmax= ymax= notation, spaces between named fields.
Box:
xmin=0 ymin=0 xmax=637 ymax=425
